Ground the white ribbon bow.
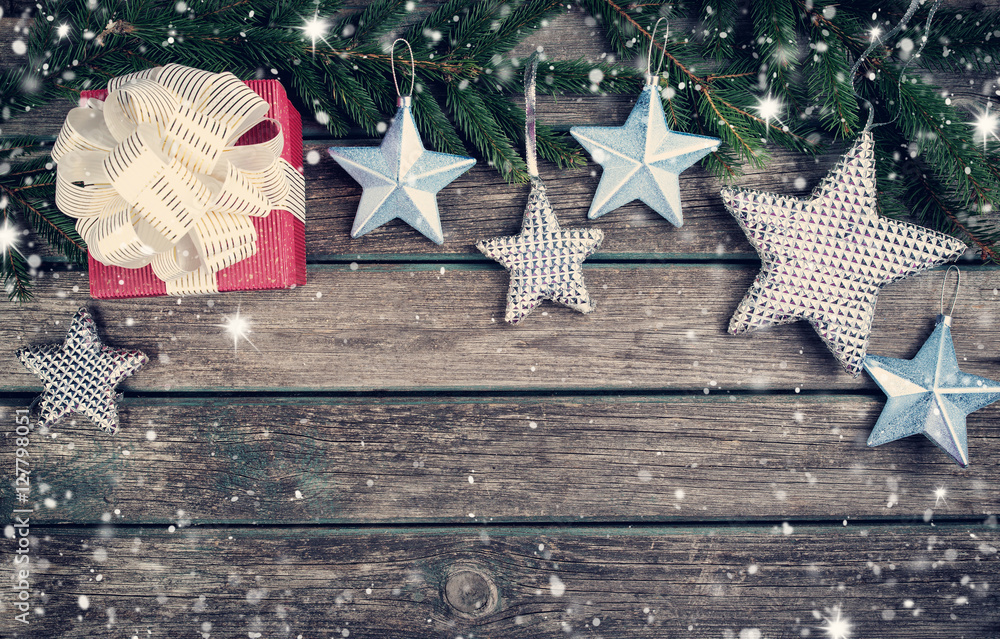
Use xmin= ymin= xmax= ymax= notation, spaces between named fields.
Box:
xmin=53 ymin=64 xmax=305 ymax=295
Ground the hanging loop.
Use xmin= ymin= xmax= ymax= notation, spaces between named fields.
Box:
xmin=646 ymin=17 xmax=668 ymax=80
xmin=524 ymin=53 xmax=539 ymax=179
xmin=939 ymin=265 xmax=961 ymax=320
xmin=390 ymin=38 xmax=416 ymax=103
xmin=849 ymin=0 xmax=943 ymax=131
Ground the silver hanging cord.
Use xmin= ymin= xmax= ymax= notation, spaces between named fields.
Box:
xmin=646 ymin=17 xmax=668 ymax=79
xmin=848 ymin=0 xmax=943 ymax=131
xmin=524 ymin=53 xmax=539 ymax=179
xmin=390 ymin=38 xmax=415 ymax=101
xmin=939 ymin=265 xmax=961 ymax=320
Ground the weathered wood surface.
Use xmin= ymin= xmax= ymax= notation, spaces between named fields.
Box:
xmin=2 ymin=1 xmax=1000 ymax=636
xmin=7 ymin=525 xmax=998 ymax=638
xmin=2 ymin=266 xmax=998 ymax=391
xmin=2 ymin=397 xmax=996 ymax=525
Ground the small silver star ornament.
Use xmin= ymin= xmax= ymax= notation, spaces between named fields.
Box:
xmin=329 ymin=96 xmax=475 ymax=244
xmin=17 ymin=308 xmax=147 ymax=434
xmin=864 ymin=313 xmax=1000 ymax=467
xmin=477 ymin=179 xmax=604 ymax=323
xmin=722 ymin=131 xmax=967 ymax=375
xmin=477 ymin=55 xmax=604 ymax=324
xmin=571 ymin=74 xmax=719 ymax=225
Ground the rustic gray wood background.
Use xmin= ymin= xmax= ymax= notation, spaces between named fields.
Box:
xmin=1 ymin=2 xmax=998 ymax=638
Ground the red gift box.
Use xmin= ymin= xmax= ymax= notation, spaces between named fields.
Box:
xmin=81 ymin=80 xmax=306 ymax=299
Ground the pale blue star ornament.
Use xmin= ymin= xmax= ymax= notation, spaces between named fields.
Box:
xmin=863 ymin=314 xmax=1000 ymax=467
xmin=570 ymin=75 xmax=719 ymax=225
xmin=329 ymin=97 xmax=475 ymax=244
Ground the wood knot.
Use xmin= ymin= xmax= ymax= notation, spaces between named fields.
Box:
xmin=443 ymin=565 xmax=498 ymax=618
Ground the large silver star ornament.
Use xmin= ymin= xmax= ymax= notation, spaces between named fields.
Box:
xmin=570 ymin=78 xmax=719 ymax=225
xmin=477 ymin=179 xmax=604 ymax=324
xmin=17 ymin=308 xmax=147 ymax=435
xmin=863 ymin=315 xmax=1000 ymax=467
xmin=722 ymin=131 xmax=967 ymax=376
xmin=329 ymin=97 xmax=475 ymax=244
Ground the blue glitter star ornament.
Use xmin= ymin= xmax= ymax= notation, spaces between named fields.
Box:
xmin=863 ymin=314 xmax=1000 ymax=467
xmin=570 ymin=75 xmax=719 ymax=225
xmin=328 ymin=96 xmax=475 ymax=244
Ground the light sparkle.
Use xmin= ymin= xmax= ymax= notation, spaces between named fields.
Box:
xmin=972 ymin=103 xmax=1000 ymax=150
xmin=0 ymin=221 xmax=20 ymax=255
xmin=821 ymin=606 xmax=852 ymax=639
xmin=299 ymin=13 xmax=329 ymax=49
xmin=933 ymin=486 xmax=947 ymax=506
xmin=57 ymin=23 xmax=71 ymax=40
xmin=215 ymin=307 xmax=258 ymax=353
xmin=755 ymin=94 xmax=784 ymax=136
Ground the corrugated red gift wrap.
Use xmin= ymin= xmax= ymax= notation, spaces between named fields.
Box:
xmin=82 ymin=80 xmax=306 ymax=299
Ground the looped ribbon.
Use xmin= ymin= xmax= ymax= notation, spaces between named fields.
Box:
xmin=52 ymin=64 xmax=306 ymax=295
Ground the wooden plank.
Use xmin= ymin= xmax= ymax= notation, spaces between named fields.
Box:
xmin=2 ymin=396 xmax=996 ymax=525
xmin=2 ymin=265 xmax=998 ymax=392
xmin=10 ymin=524 xmax=998 ymax=638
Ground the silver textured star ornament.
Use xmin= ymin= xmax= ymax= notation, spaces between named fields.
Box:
xmin=570 ymin=76 xmax=719 ymax=225
xmin=17 ymin=308 xmax=147 ymax=434
xmin=863 ymin=314 xmax=1000 ymax=467
xmin=722 ymin=131 xmax=967 ymax=376
xmin=328 ymin=97 xmax=475 ymax=244
xmin=477 ymin=179 xmax=604 ymax=323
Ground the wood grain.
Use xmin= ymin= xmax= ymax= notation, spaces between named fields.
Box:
xmin=10 ymin=525 xmax=998 ymax=638
xmin=2 ymin=266 xmax=998 ymax=392
xmin=2 ymin=397 xmax=996 ymax=525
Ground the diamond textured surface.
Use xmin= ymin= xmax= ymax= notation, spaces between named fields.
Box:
xmin=721 ymin=132 xmax=968 ymax=376
xmin=16 ymin=308 xmax=148 ymax=434
xmin=863 ymin=315 xmax=1000 ymax=467
xmin=477 ymin=179 xmax=604 ymax=324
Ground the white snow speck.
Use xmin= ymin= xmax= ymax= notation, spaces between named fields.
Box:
xmin=306 ymin=150 xmax=321 ymax=165
xmin=549 ymin=575 xmax=565 ymax=597
xmin=528 ymin=421 xmax=538 ymax=429
xmin=739 ymin=629 xmax=762 ymax=639
xmin=78 ymin=595 xmax=90 ymax=610
xmin=146 ymin=430 xmax=156 ymax=441
xmin=12 ymin=40 xmax=26 ymax=55
xmin=468 ymin=475 xmax=475 ymax=484
xmin=781 ymin=521 xmax=794 ymax=535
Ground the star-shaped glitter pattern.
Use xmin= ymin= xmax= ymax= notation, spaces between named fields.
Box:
xmin=863 ymin=315 xmax=1000 ymax=467
xmin=477 ymin=179 xmax=604 ymax=324
xmin=17 ymin=308 xmax=147 ymax=435
xmin=570 ymin=82 xmax=719 ymax=225
xmin=328 ymin=103 xmax=475 ymax=244
xmin=722 ymin=131 xmax=967 ymax=376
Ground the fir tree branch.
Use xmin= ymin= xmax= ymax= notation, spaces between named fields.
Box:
xmin=700 ymin=0 xmax=740 ymax=60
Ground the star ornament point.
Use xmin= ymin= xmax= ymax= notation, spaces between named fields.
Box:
xmin=722 ymin=131 xmax=968 ymax=376
xmin=329 ymin=104 xmax=475 ymax=245
xmin=863 ymin=315 xmax=1000 ymax=467
xmin=477 ymin=181 xmax=603 ymax=324
xmin=16 ymin=308 xmax=147 ymax=435
xmin=570 ymin=83 xmax=719 ymax=226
